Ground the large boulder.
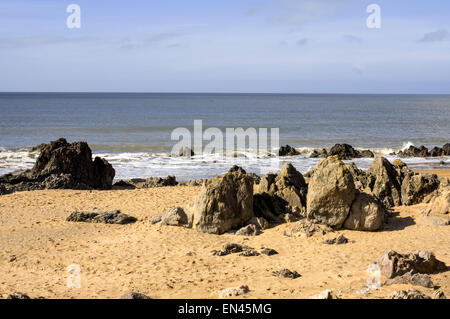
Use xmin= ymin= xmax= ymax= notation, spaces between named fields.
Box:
xmin=343 ymin=192 xmax=385 ymax=231
xmin=366 ymin=157 xmax=402 ymax=208
xmin=306 ymin=157 xmax=356 ymax=228
xmin=443 ymin=143 xmax=450 ymax=155
xmin=188 ymin=171 xmax=254 ymax=234
xmin=0 ymin=138 xmax=115 ymax=192
xmin=401 ymin=173 xmax=440 ymax=206
xmin=398 ymin=145 xmax=429 ymax=158
xmin=347 ymin=162 xmax=368 ymax=191
xmin=328 ymin=144 xmax=360 ymax=160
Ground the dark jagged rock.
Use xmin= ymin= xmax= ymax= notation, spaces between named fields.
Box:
xmin=66 ymin=210 xmax=137 ymax=225
xmin=279 ymin=145 xmax=299 ymax=156
xmin=430 ymin=147 xmax=444 ymax=157
xmin=323 ymin=234 xmax=349 ymax=245
xmin=228 ymin=165 xmax=246 ymax=174
xmin=378 ymin=250 xmax=447 ymax=279
xmin=113 ymin=180 xmax=136 ymax=189
xmin=272 ymin=269 xmax=301 ymax=279
xmin=254 ymin=163 xmax=307 ymax=223
xmin=360 ymin=149 xmax=375 ymax=158
xmin=142 ymin=176 xmax=178 ymax=188
xmin=7 ymin=292 xmax=31 ymax=299
xmin=0 ymin=138 xmax=115 ymax=194
xmin=398 ymin=145 xmax=429 ymax=158
xmin=260 ymin=248 xmax=278 ymax=256
xmin=309 ymin=148 xmax=328 ymax=158
xmin=347 ymin=162 xmax=368 ymax=191
xmin=328 ymin=144 xmax=361 ymax=160
xmin=120 ymin=292 xmax=151 ymax=299
xmin=443 ymin=143 xmax=450 ymax=155
xmin=366 ymin=157 xmax=402 ymax=208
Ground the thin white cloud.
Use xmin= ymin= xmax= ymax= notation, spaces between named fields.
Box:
xmin=419 ymin=29 xmax=450 ymax=42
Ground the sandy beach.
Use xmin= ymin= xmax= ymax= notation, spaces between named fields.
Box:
xmin=1 ymin=169 xmax=448 ymax=299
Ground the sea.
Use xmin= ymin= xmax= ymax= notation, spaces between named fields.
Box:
xmin=0 ymin=93 xmax=449 ymax=181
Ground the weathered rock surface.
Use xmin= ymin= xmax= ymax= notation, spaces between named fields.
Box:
xmin=366 ymin=157 xmax=402 ymax=208
xmin=66 ymin=210 xmax=137 ymax=225
xmin=323 ymin=234 xmax=348 ymax=245
xmin=279 ymin=145 xmax=299 ymax=156
xmin=309 ymin=148 xmax=327 ymax=158
xmin=388 ymin=289 xmax=431 ymax=299
xmin=235 ymin=224 xmax=260 ymax=236
xmin=161 ymin=207 xmax=189 ymax=226
xmin=383 ymin=271 xmax=434 ymax=288
xmin=247 ymin=217 xmax=269 ymax=230
xmin=120 ymin=292 xmax=151 ymax=299
xmin=401 ymin=173 xmax=440 ymax=206
xmin=377 ymin=250 xmax=447 ymax=279
xmin=328 ymin=144 xmax=361 ymax=160
xmin=7 ymin=292 xmax=31 ymax=299
xmin=218 ymin=285 xmax=249 ymax=298
xmin=272 ymin=269 xmax=301 ymax=279
xmin=343 ymin=192 xmax=385 ymax=231
xmin=113 ymin=180 xmax=136 ymax=189
xmin=260 ymin=248 xmax=278 ymax=256
xmin=284 ymin=219 xmax=334 ymax=238
xmin=255 ymin=163 xmax=307 ymax=223
xmin=0 ymin=138 xmax=115 ymax=193
xmin=143 ymin=176 xmax=178 ymax=188
xmin=188 ymin=171 xmax=254 ymax=234
xmin=307 ymin=157 xmax=356 ymax=228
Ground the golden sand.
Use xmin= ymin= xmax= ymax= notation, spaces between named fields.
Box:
xmin=0 ymin=170 xmax=449 ymax=299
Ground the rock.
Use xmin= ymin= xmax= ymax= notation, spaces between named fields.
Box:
xmin=347 ymin=162 xmax=368 ymax=191
xmin=253 ymin=193 xmax=286 ymax=223
xmin=398 ymin=145 xmax=430 ymax=158
xmin=323 ymin=234 xmax=348 ymax=245
xmin=401 ymin=173 xmax=440 ymax=206
xmin=310 ymin=290 xmax=338 ymax=299
xmin=384 ymin=271 xmax=434 ymax=288
xmin=310 ymin=148 xmax=327 ymax=158
xmin=179 ymin=147 xmax=194 ymax=157
xmin=279 ymin=145 xmax=299 ymax=156
xmin=228 ymin=165 xmax=246 ymax=174
xmin=161 ymin=207 xmax=189 ymax=226
xmin=272 ymin=269 xmax=301 ymax=279
xmin=343 ymin=193 xmax=385 ymax=231
xmin=366 ymin=157 xmax=402 ymax=208
xmin=360 ymin=150 xmax=375 ymax=158
xmin=150 ymin=216 xmax=162 ymax=224
xmin=0 ymin=138 xmax=115 ymax=192
xmin=143 ymin=176 xmax=178 ymax=188
xmin=284 ymin=219 xmax=334 ymax=238
xmin=430 ymin=147 xmax=444 ymax=157
xmin=377 ymin=250 xmax=447 ymax=279
xmin=388 ymin=289 xmax=431 ymax=299
xmin=66 ymin=210 xmax=137 ymax=225
xmin=113 ymin=180 xmax=136 ymax=189
xmin=0 ymin=184 xmax=8 ymax=196
xmin=306 ymin=157 xmax=356 ymax=228
xmin=189 ymin=171 xmax=254 ymax=234
xmin=120 ymin=292 xmax=151 ymax=299
xmin=212 ymin=243 xmax=244 ymax=256
xmin=432 ymin=290 xmax=446 ymax=299
xmin=260 ymin=248 xmax=278 ymax=256
xmin=235 ymin=224 xmax=260 ymax=236
xmin=247 ymin=217 xmax=269 ymax=230
xmin=239 ymin=249 xmax=260 ymax=257
xmin=218 ymin=285 xmax=249 ymax=299
xmin=7 ymin=292 xmax=31 ymax=299
xmin=328 ymin=144 xmax=360 ymax=160
xmin=443 ymin=143 xmax=450 ymax=155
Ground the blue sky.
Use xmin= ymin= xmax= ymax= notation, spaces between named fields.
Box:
xmin=0 ymin=0 xmax=449 ymax=93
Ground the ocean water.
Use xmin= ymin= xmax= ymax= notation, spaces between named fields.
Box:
xmin=0 ymin=93 xmax=449 ymax=181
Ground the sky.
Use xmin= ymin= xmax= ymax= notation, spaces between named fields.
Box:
xmin=0 ymin=0 xmax=449 ymax=93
